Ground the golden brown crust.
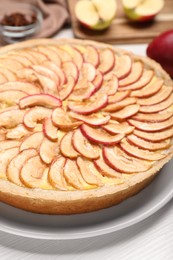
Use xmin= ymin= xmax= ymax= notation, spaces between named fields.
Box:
xmin=0 ymin=38 xmax=173 ymax=214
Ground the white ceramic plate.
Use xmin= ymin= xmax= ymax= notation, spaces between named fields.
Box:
xmin=0 ymin=159 xmax=173 ymax=240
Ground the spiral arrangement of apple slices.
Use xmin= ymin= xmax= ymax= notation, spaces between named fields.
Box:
xmin=0 ymin=42 xmax=173 ymax=191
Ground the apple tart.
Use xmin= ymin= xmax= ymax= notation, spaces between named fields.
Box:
xmin=0 ymin=39 xmax=173 ymax=214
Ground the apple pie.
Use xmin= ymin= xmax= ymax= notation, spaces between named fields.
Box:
xmin=0 ymin=39 xmax=173 ymax=214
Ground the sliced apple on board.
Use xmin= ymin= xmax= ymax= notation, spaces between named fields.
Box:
xmin=122 ymin=0 xmax=164 ymax=22
xmin=75 ymin=0 xmax=117 ymax=30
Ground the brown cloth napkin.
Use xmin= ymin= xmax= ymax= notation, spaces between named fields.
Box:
xmin=2 ymin=0 xmax=70 ymax=38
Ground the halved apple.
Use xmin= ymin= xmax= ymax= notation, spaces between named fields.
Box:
xmin=75 ymin=0 xmax=117 ymax=30
xmin=60 ymin=131 xmax=79 ymax=159
xmin=122 ymin=0 xmax=164 ymax=22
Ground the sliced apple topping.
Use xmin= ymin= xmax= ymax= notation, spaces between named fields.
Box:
xmin=52 ymin=107 xmax=82 ymax=130
xmin=59 ymin=76 xmax=75 ymax=100
xmin=111 ymin=104 xmax=140 ymax=120
xmin=94 ymin=157 xmax=122 ymax=178
xmin=17 ymin=50 xmax=38 ymax=64
xmin=60 ymin=131 xmax=79 ymax=158
xmin=34 ymin=72 xmax=58 ymax=94
xmin=39 ymin=137 xmax=59 ymax=164
xmin=128 ymin=117 xmax=173 ymax=132
xmin=99 ymin=74 xmax=118 ymax=96
xmin=24 ymin=107 xmax=52 ymax=129
xmin=80 ymin=62 xmax=96 ymax=82
xmin=8 ymin=54 xmax=32 ymax=67
xmin=27 ymin=50 xmax=48 ymax=64
xmin=0 ymin=81 xmax=41 ymax=95
xmin=132 ymin=111 xmax=173 ymax=122
xmin=48 ymin=156 xmax=67 ymax=190
xmin=131 ymin=78 xmax=164 ymax=98
xmin=43 ymin=61 xmax=66 ymax=86
xmin=49 ymin=46 xmax=72 ymax=62
xmin=43 ymin=117 xmax=58 ymax=141
xmin=108 ymin=90 xmax=131 ymax=104
xmin=62 ymin=61 xmax=78 ymax=81
xmin=99 ymin=49 xmax=115 ymax=74
xmin=69 ymin=111 xmax=110 ymax=126
xmin=60 ymin=45 xmax=83 ymax=70
xmin=83 ymin=45 xmax=100 ymax=67
xmin=0 ymin=58 xmax=23 ymax=70
xmin=31 ymin=65 xmax=60 ymax=86
xmin=0 ymin=67 xmax=16 ymax=81
xmin=0 ymin=90 xmax=27 ymax=105
xmin=102 ymin=122 xmax=134 ymax=134
xmin=81 ymin=124 xmax=124 ymax=145
xmin=73 ymin=128 xmax=100 ymax=159
xmin=139 ymin=93 xmax=173 ymax=113
xmin=113 ymin=54 xmax=132 ymax=79
xmin=103 ymin=146 xmax=151 ymax=173
xmin=64 ymin=159 xmax=86 ymax=189
xmin=0 ymin=109 xmax=25 ymax=128
xmin=0 ymin=140 xmax=20 ymax=151
xmin=19 ymin=94 xmax=62 ymax=109
xmin=20 ymin=155 xmax=47 ymax=188
xmin=120 ymin=139 xmax=166 ymax=161
xmin=104 ymin=97 xmax=136 ymax=112
xmin=134 ymin=128 xmax=173 ymax=142
xmin=0 ymin=147 xmax=19 ymax=179
xmin=6 ymin=124 xmax=31 ymax=139
xmin=120 ymin=70 xmax=153 ymax=91
xmin=92 ymin=71 xmax=103 ymax=91
xmin=77 ymin=157 xmax=101 ymax=186
xmin=137 ymin=86 xmax=172 ymax=106
xmin=127 ymin=134 xmax=171 ymax=151
xmin=0 ymin=74 xmax=7 ymax=84
xmin=20 ymin=131 xmax=44 ymax=151
xmin=119 ymin=62 xmax=143 ymax=87
xmin=69 ymin=82 xmax=95 ymax=101
xmin=37 ymin=46 xmax=61 ymax=67
xmin=68 ymin=93 xmax=108 ymax=115
xmin=7 ymin=148 xmax=37 ymax=186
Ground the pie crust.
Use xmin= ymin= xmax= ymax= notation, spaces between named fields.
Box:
xmin=0 ymin=38 xmax=173 ymax=215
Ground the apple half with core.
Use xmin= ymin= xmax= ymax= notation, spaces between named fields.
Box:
xmin=75 ymin=0 xmax=117 ymax=30
xmin=122 ymin=0 xmax=164 ymax=22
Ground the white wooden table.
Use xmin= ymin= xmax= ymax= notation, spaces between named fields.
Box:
xmin=0 ymin=28 xmax=173 ymax=260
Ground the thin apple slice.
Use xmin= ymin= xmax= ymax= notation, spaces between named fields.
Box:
xmin=49 ymin=46 xmax=72 ymax=62
xmin=119 ymin=62 xmax=143 ymax=87
xmin=108 ymin=90 xmax=131 ymax=104
xmin=0 ymin=140 xmax=20 ymax=151
xmin=69 ymin=82 xmax=96 ymax=101
xmin=43 ymin=61 xmax=66 ymax=86
xmin=64 ymin=159 xmax=86 ymax=189
xmin=18 ymin=51 xmax=38 ymax=64
xmin=69 ymin=111 xmax=110 ymax=126
xmin=127 ymin=134 xmax=171 ymax=151
xmin=92 ymin=71 xmax=103 ymax=91
xmin=19 ymin=94 xmax=62 ymax=109
xmin=60 ymin=45 xmax=84 ymax=70
xmin=20 ymin=155 xmax=47 ymax=188
xmin=37 ymin=46 xmax=61 ymax=67
xmin=84 ymin=45 xmax=100 ymax=67
xmin=39 ymin=137 xmax=59 ymax=164
xmin=128 ymin=117 xmax=173 ymax=132
xmin=6 ymin=124 xmax=31 ymax=139
xmin=48 ymin=156 xmax=67 ymax=190
xmin=31 ymin=65 xmax=60 ymax=86
xmin=34 ymin=72 xmax=58 ymax=94
xmin=113 ymin=54 xmax=132 ymax=79
xmin=0 ymin=109 xmax=25 ymax=128
xmin=62 ymin=61 xmax=78 ymax=81
xmin=104 ymin=97 xmax=136 ymax=112
xmin=24 ymin=107 xmax=52 ymax=129
xmin=134 ymin=128 xmax=173 ymax=142
xmin=111 ymin=104 xmax=140 ymax=120
xmin=137 ymin=86 xmax=172 ymax=106
xmin=99 ymin=49 xmax=115 ymax=74
xmin=102 ymin=122 xmax=134 ymax=134
xmin=59 ymin=76 xmax=75 ymax=100
xmin=60 ymin=131 xmax=79 ymax=159
xmin=7 ymin=148 xmax=37 ymax=186
xmin=131 ymin=78 xmax=164 ymax=98
xmin=8 ymin=54 xmax=33 ymax=67
xmin=139 ymin=93 xmax=173 ymax=113
xmin=81 ymin=124 xmax=124 ymax=145
xmin=120 ymin=139 xmax=166 ymax=161
xmin=68 ymin=93 xmax=108 ymax=115
xmin=80 ymin=62 xmax=96 ymax=81
xmin=0 ymin=90 xmax=27 ymax=105
xmin=20 ymin=131 xmax=44 ymax=151
xmin=0 ymin=147 xmax=19 ymax=178
xmin=0 ymin=58 xmax=23 ymax=70
xmin=120 ymin=70 xmax=154 ymax=90
xmin=0 ymin=81 xmax=41 ymax=94
xmin=103 ymin=146 xmax=151 ymax=173
xmin=27 ymin=50 xmax=48 ymax=64
xmin=77 ymin=157 xmax=101 ymax=186
xmin=43 ymin=117 xmax=58 ymax=141
xmin=99 ymin=74 xmax=118 ymax=96
xmin=52 ymin=107 xmax=82 ymax=130
xmin=0 ymin=67 xmax=16 ymax=81
xmin=94 ymin=157 xmax=122 ymax=178
xmin=132 ymin=111 xmax=173 ymax=122
xmin=72 ymin=128 xmax=100 ymax=159
xmin=0 ymin=74 xmax=7 ymax=84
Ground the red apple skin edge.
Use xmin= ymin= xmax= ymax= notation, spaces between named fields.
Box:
xmin=146 ymin=29 xmax=173 ymax=78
